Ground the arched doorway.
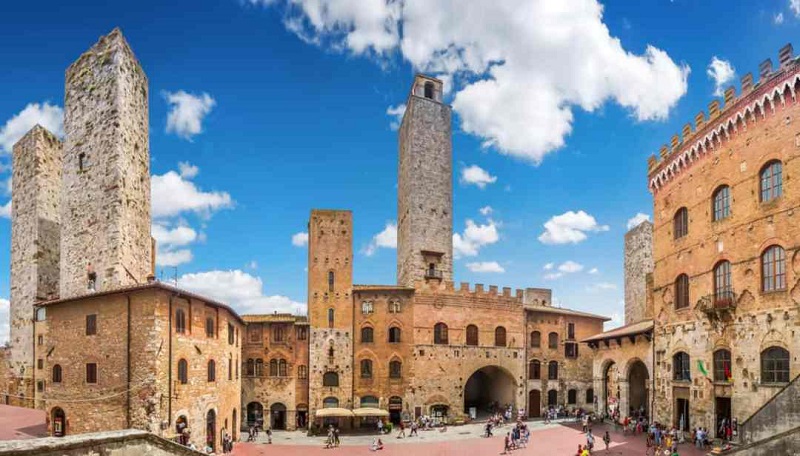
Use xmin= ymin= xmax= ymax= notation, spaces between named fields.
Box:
xmin=547 ymin=389 xmax=557 ymax=407
xmin=271 ymin=403 xmax=287 ymax=430
xmin=246 ymin=402 xmax=263 ymax=428
xmin=628 ymin=360 xmax=649 ymax=418
xmin=603 ymin=361 xmax=619 ymax=418
xmin=388 ymin=396 xmax=403 ymax=425
xmin=463 ymin=366 xmax=516 ymax=418
xmin=528 ymin=390 xmax=541 ymax=418
xmin=51 ymin=408 xmax=66 ymax=437
xmin=176 ymin=415 xmax=189 ymax=445
xmin=206 ymin=409 xmax=216 ymax=452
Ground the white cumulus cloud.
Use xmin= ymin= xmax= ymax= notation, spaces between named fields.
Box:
xmin=558 ymin=260 xmax=583 ymax=273
xmin=364 ymin=222 xmax=397 ymax=256
xmin=466 ymin=261 xmax=505 ymax=273
xmin=0 ymin=298 xmax=8 ymax=345
xmin=479 ymin=206 xmax=493 ymax=216
xmin=292 ymin=232 xmax=309 ymax=247
xmin=0 ymin=102 xmax=64 ymax=154
xmin=461 ymin=165 xmax=497 ymax=189
xmin=179 ymin=269 xmax=306 ymax=315
xmin=775 ymin=12 xmax=785 ymax=24
xmin=151 ymin=170 xmax=233 ymax=219
xmin=164 ymin=91 xmax=216 ymax=140
xmin=178 ymin=161 xmax=199 ymax=178
xmin=254 ymin=0 xmax=689 ymax=164
xmin=792 ymin=0 xmax=800 ymax=17
xmin=386 ymin=104 xmax=406 ymax=130
xmin=453 ymin=219 xmax=499 ymax=258
xmin=589 ymin=267 xmax=599 ymax=275
xmin=538 ymin=210 xmax=608 ymax=245
xmin=626 ymin=212 xmax=651 ymax=230
xmin=707 ymin=56 xmax=735 ymax=97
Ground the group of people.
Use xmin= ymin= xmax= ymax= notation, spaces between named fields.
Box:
xmin=574 ymin=430 xmax=612 ymax=455
xmin=324 ymin=425 xmax=341 ymax=449
xmin=500 ymin=421 xmax=531 ymax=454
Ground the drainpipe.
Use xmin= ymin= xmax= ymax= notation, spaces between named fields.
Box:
xmin=127 ymin=295 xmax=132 ymax=428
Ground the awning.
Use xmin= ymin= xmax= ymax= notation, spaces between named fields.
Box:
xmin=353 ymin=408 xmax=390 ymax=417
xmin=315 ymin=408 xmax=355 ymax=418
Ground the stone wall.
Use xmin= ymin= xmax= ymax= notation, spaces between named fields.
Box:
xmin=0 ymin=429 xmax=204 ymax=456
xmin=9 ymin=126 xmax=62 ymax=406
xmin=649 ymin=59 xmax=800 ymax=433
xmin=728 ymin=425 xmax=800 ymax=456
xmin=61 ymin=28 xmax=151 ymax=299
xmin=624 ymin=221 xmax=653 ymax=325
xmin=738 ymin=372 xmax=800 ymax=445
xmin=397 ymin=75 xmax=453 ymax=287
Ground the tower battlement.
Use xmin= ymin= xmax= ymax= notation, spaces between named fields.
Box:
xmin=647 ymin=43 xmax=798 ymax=192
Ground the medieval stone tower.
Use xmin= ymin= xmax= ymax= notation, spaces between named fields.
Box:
xmin=60 ymin=29 xmax=152 ymax=299
xmin=397 ymin=75 xmax=453 ymax=287
xmin=8 ymin=126 xmax=62 ymax=397
xmin=623 ymin=220 xmax=654 ymax=325
xmin=307 ymin=209 xmax=354 ymax=415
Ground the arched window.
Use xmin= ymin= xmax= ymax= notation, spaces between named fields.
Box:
xmin=178 ymin=359 xmax=188 ymax=384
xmin=712 ymin=185 xmax=731 ymax=221
xmin=246 ymin=358 xmax=255 ymax=377
xmin=206 ymin=317 xmax=215 ymax=338
xmin=567 ymin=389 xmax=577 ymax=404
xmin=388 ymin=326 xmax=401 ymax=343
xmin=761 ymin=346 xmax=790 ymax=383
xmin=361 ymin=396 xmax=379 ymax=408
xmin=713 ymin=261 xmax=733 ymax=306
xmin=389 ymin=300 xmax=401 ymax=313
xmin=228 ymin=358 xmax=232 ymax=381
xmin=323 ymin=371 xmax=339 ymax=387
xmin=297 ymin=365 xmax=308 ymax=379
xmin=323 ymin=397 xmax=339 ymax=408
xmin=207 ymin=360 xmax=216 ymax=382
xmin=360 ymin=359 xmax=372 ymax=378
xmin=713 ymin=349 xmax=732 ymax=382
xmin=586 ymin=389 xmax=594 ymax=404
xmin=327 ymin=308 xmax=334 ymax=328
xmin=466 ymin=325 xmax=479 ymax=346
xmin=675 ymin=274 xmax=690 ymax=309
xmin=269 ymin=359 xmax=277 ymax=377
xmin=424 ymin=81 xmax=434 ymax=99
xmin=528 ymin=360 xmax=541 ymax=380
xmin=361 ymin=300 xmax=374 ymax=314
xmin=530 ymin=331 xmax=541 ymax=348
xmin=547 ymin=389 xmax=558 ymax=406
xmin=279 ymin=359 xmax=287 ymax=377
xmin=52 ymin=364 xmax=62 ymax=383
xmin=494 ymin=326 xmax=507 ymax=347
xmin=673 ymin=352 xmax=690 ymax=381
xmin=328 ymin=271 xmax=335 ymax=292
xmin=256 ymin=359 xmax=264 ymax=377
xmin=762 ymin=245 xmax=786 ymax=292
xmin=760 ymin=161 xmax=783 ymax=202
xmin=433 ymin=323 xmax=448 ymax=344
xmin=361 ymin=327 xmax=374 ymax=343
xmin=548 ymin=361 xmax=558 ymax=380
xmin=674 ymin=207 xmax=688 ymax=239
xmin=389 ymin=360 xmax=402 ymax=378
xmin=175 ymin=309 xmax=186 ymax=334
xmin=548 ymin=332 xmax=558 ymax=349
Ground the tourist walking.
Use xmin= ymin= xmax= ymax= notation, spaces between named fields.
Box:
xmin=501 ymin=432 xmax=511 ymax=455
xmin=397 ymin=421 xmax=406 ymax=438
xmin=410 ymin=421 xmax=418 ymax=437
xmin=603 ymin=431 xmax=610 ymax=451
xmin=334 ymin=426 xmax=340 ymax=447
xmin=266 ymin=427 xmax=272 ymax=444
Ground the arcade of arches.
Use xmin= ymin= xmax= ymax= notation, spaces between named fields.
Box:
xmin=595 ymin=357 xmax=651 ymax=420
xmin=463 ymin=366 xmax=517 ymax=417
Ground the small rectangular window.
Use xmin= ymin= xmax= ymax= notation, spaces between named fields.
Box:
xmin=228 ymin=323 xmax=234 ymax=345
xmin=86 ymin=363 xmax=97 ymax=384
xmin=567 ymin=323 xmax=575 ymax=340
xmin=37 ymin=381 xmax=44 ymax=393
xmin=86 ymin=314 xmax=97 ymax=336
xmin=37 ymin=335 xmax=43 ymax=346
xmin=78 ymin=153 xmax=86 ymax=171
xmin=297 ymin=327 xmax=307 ymax=340
xmin=37 ymin=359 xmax=44 ymax=370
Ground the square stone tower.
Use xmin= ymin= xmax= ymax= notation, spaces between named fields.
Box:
xmin=307 ymin=209 xmax=354 ymax=417
xmin=9 ymin=126 xmax=62 ymax=394
xmin=624 ymin=220 xmax=654 ymax=325
xmin=397 ymin=75 xmax=453 ymax=287
xmin=60 ymin=29 xmax=152 ymax=299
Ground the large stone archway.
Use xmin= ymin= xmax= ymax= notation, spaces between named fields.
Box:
xmin=463 ymin=366 xmax=516 ymax=417
xmin=602 ymin=360 xmax=619 ymax=418
xmin=627 ymin=360 xmax=649 ymax=418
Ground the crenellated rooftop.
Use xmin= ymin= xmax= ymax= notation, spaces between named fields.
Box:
xmin=648 ymin=43 xmax=800 ymax=193
xmin=413 ymin=279 xmax=552 ymax=304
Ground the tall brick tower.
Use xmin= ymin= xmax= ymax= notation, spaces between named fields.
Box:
xmin=307 ymin=209 xmax=354 ymax=419
xmin=60 ymin=29 xmax=152 ymax=299
xmin=623 ymin=220 xmax=654 ymax=325
xmin=397 ymin=75 xmax=453 ymax=287
xmin=8 ymin=126 xmax=62 ymax=403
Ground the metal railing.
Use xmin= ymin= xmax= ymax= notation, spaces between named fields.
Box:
xmin=425 ymin=269 xmax=443 ymax=279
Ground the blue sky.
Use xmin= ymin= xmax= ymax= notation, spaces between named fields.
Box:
xmin=0 ymin=0 xmax=797 ymax=335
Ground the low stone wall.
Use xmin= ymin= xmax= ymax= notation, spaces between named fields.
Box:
xmin=726 ymin=426 xmax=800 ymax=456
xmin=0 ymin=429 xmax=204 ymax=456
xmin=738 ymin=373 xmax=800 ymax=445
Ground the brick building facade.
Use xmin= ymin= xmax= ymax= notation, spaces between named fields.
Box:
xmin=647 ymin=43 xmax=800 ymax=437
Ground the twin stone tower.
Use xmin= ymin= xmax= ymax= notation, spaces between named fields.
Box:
xmin=9 ymin=29 xmax=153 ymax=398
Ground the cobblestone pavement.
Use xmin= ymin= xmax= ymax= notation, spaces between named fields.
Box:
xmin=232 ymin=421 xmax=711 ymax=455
xmin=0 ymin=404 xmax=47 ymax=440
